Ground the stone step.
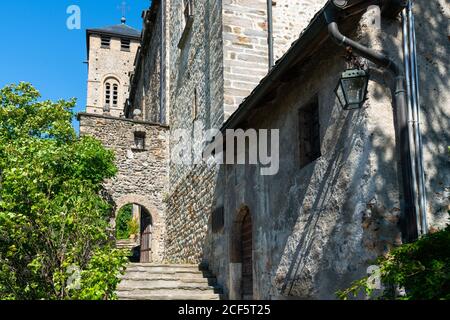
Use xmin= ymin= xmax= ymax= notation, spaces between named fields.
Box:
xmin=116 ymin=263 xmax=221 ymax=300
xmin=120 ymin=271 xmax=211 ymax=280
xmin=129 ymin=263 xmax=202 ymax=268
xmin=117 ymin=286 xmax=221 ymax=296
xmin=125 ymin=265 xmax=204 ymax=273
xmin=117 ymin=290 xmax=221 ymax=300
xmin=117 ymin=292 xmax=221 ymax=300
xmin=117 ymin=279 xmax=217 ymax=290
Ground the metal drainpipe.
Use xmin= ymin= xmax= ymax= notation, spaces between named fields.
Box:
xmin=267 ymin=0 xmax=274 ymax=69
xmin=408 ymin=0 xmax=428 ymax=235
xmin=401 ymin=7 xmax=421 ymax=236
xmin=327 ymin=16 xmax=420 ymax=241
xmin=160 ymin=0 xmax=166 ymax=124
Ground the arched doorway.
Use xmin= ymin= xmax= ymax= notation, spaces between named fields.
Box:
xmin=230 ymin=205 xmax=254 ymax=300
xmin=114 ymin=195 xmax=163 ymax=263
xmin=115 ymin=203 xmax=154 ymax=263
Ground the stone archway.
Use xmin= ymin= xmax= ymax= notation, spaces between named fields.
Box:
xmin=229 ymin=205 xmax=254 ymax=300
xmin=114 ymin=194 xmax=163 ymax=263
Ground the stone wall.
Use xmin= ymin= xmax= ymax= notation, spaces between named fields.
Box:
xmin=222 ymin=0 xmax=269 ymax=118
xmin=272 ymin=0 xmax=328 ymax=61
xmin=86 ymin=35 xmax=139 ymax=117
xmin=79 ymin=113 xmax=169 ymax=262
xmin=143 ymin=8 xmax=162 ymax=123
xmin=163 ymin=0 xmax=339 ymax=268
xmin=130 ymin=2 xmax=163 ymax=123
xmin=164 ymin=0 xmax=224 ymax=263
xmin=205 ymin=1 xmax=450 ymax=299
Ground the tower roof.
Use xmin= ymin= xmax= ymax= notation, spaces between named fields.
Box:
xmin=87 ymin=23 xmax=141 ymax=40
xmin=86 ymin=22 xmax=141 ymax=59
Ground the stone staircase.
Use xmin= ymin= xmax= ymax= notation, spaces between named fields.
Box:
xmin=115 ymin=239 xmax=139 ymax=250
xmin=116 ymin=263 xmax=223 ymax=300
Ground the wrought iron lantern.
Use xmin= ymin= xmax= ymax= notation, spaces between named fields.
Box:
xmin=335 ymin=68 xmax=370 ymax=110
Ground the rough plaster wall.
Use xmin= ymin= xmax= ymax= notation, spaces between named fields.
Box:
xmin=413 ymin=0 xmax=450 ymax=229
xmin=86 ymin=35 xmax=139 ymax=117
xmin=219 ymin=30 xmax=402 ymax=299
xmin=209 ymin=3 xmax=449 ymax=299
xmin=272 ymin=0 xmax=328 ymax=61
xmin=79 ymin=114 xmax=169 ymax=262
xmin=164 ymin=0 xmax=224 ymax=263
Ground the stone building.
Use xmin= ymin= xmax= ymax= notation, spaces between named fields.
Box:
xmin=79 ymin=0 xmax=449 ymax=300
xmin=78 ymin=18 xmax=169 ymax=263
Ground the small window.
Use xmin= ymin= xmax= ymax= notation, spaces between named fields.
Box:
xmin=299 ymin=99 xmax=321 ymax=168
xmin=192 ymin=88 xmax=198 ymax=120
xmin=101 ymin=36 xmax=111 ymax=48
xmin=113 ymin=84 xmax=118 ymax=106
xmin=212 ymin=206 xmax=224 ymax=233
xmin=121 ymin=39 xmax=131 ymax=51
xmin=104 ymin=83 xmax=111 ymax=111
xmin=134 ymin=132 xmax=146 ymax=150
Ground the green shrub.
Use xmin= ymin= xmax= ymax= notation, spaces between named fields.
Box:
xmin=116 ymin=205 xmax=133 ymax=240
xmin=337 ymin=213 xmax=450 ymax=300
xmin=0 ymin=83 xmax=127 ymax=300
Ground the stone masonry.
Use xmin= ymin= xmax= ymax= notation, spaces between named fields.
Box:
xmin=86 ymin=33 xmax=140 ymax=117
xmin=79 ymin=0 xmax=449 ymax=299
xmin=78 ymin=114 xmax=169 ymax=262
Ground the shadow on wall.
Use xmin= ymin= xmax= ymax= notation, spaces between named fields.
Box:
xmin=275 ymin=1 xmax=449 ymax=299
xmin=190 ymin=0 xmax=448 ymax=300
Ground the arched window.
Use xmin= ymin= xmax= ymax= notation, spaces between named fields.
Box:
xmin=103 ymin=78 xmax=120 ymax=112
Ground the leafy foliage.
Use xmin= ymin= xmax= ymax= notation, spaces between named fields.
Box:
xmin=337 ymin=214 xmax=450 ymax=300
xmin=116 ymin=205 xmax=133 ymax=240
xmin=0 ymin=83 xmax=127 ymax=300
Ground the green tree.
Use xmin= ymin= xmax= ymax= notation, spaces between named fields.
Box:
xmin=0 ymin=83 xmax=127 ymax=300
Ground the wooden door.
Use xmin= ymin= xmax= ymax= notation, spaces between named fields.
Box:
xmin=241 ymin=213 xmax=253 ymax=299
xmin=140 ymin=211 xmax=152 ymax=263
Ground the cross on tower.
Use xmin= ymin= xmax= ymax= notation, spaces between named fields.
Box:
xmin=118 ymin=0 xmax=130 ymax=24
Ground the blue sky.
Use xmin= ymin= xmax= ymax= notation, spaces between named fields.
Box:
xmin=0 ymin=0 xmax=150 ymax=133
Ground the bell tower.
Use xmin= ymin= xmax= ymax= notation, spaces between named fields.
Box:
xmin=85 ymin=18 xmax=141 ymax=117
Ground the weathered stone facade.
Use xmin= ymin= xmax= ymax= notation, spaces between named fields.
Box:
xmin=202 ymin=1 xmax=449 ymax=299
xmin=79 ymin=0 xmax=449 ymax=300
xmin=79 ymin=113 xmax=169 ymax=262
xmin=223 ymin=0 xmax=269 ymax=117
xmin=163 ymin=0 xmax=325 ymax=267
xmin=163 ymin=0 xmax=224 ymax=264
xmin=129 ymin=2 xmax=165 ymax=123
